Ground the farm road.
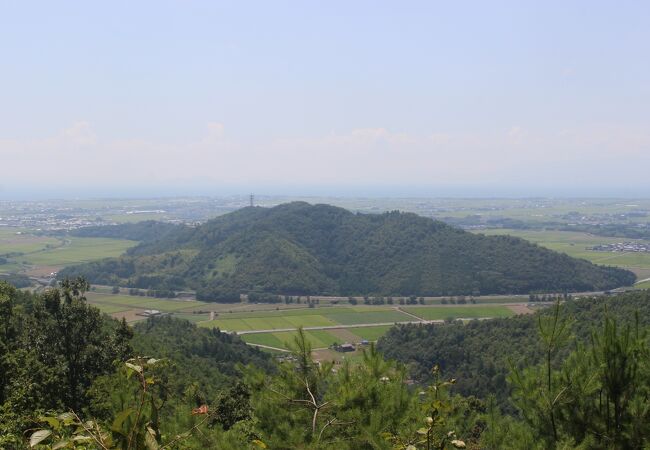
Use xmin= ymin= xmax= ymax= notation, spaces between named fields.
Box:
xmin=237 ymin=319 xmax=445 ymax=335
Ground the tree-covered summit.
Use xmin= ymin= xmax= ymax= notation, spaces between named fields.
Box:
xmin=60 ymin=202 xmax=635 ymax=299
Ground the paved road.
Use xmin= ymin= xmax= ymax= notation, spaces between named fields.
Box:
xmin=235 ymin=319 xmax=512 ymax=335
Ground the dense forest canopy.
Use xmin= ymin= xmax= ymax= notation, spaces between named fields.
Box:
xmin=378 ymin=291 xmax=650 ymax=410
xmin=2 ymin=279 xmax=650 ymax=448
xmin=59 ymin=203 xmax=635 ymax=300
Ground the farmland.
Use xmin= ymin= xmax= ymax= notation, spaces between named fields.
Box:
xmin=196 ymin=303 xmax=518 ymax=351
xmin=20 ymin=237 xmax=135 ymax=266
xmin=402 ymin=305 xmax=514 ymax=320
xmin=85 ymin=292 xmax=208 ymax=313
xmin=0 ymin=228 xmax=136 ymax=277
xmin=197 ymin=306 xmax=414 ymax=332
xmin=80 ymin=291 xmax=522 ymax=351
xmin=240 ymin=326 xmax=392 ymax=351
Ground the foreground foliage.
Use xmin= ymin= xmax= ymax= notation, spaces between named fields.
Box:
xmin=3 ymin=279 xmax=650 ymax=449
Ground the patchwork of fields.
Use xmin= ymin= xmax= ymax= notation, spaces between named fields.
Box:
xmin=195 ymin=303 xmax=518 ymax=350
xmin=240 ymin=326 xmax=393 ymax=350
xmin=86 ymin=293 xmax=208 ymax=314
xmin=198 ymin=306 xmax=413 ymax=332
xmin=81 ymin=292 xmax=522 ymax=351
xmin=0 ymin=228 xmax=136 ymax=275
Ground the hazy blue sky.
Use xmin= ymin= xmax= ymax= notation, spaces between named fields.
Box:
xmin=1 ymin=1 xmax=649 ymax=198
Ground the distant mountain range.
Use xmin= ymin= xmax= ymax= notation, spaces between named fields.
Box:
xmin=60 ymin=202 xmax=635 ymax=300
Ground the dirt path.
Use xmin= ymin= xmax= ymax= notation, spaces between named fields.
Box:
xmin=236 ymin=320 xmax=429 ymax=334
xmin=245 ymin=343 xmax=291 ymax=352
xmin=396 ymin=307 xmax=426 ymax=321
xmin=507 ymin=304 xmax=535 ymax=315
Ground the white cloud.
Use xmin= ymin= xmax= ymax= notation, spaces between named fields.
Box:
xmin=1 ymin=121 xmax=649 ymax=189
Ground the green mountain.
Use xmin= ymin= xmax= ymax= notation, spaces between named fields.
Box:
xmin=59 ymin=202 xmax=635 ymax=300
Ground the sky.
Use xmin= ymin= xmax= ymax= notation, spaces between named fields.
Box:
xmin=1 ymin=1 xmax=649 ymax=199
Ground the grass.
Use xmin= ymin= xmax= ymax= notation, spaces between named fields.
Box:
xmin=0 ymin=230 xmax=61 ymax=254
xmin=241 ymin=333 xmax=287 ymax=349
xmin=86 ymin=293 xmax=208 ymax=312
xmin=243 ymin=329 xmax=344 ymax=350
xmin=21 ymin=237 xmax=136 ymax=266
xmin=634 ymin=280 xmax=650 ymax=290
xmin=324 ymin=310 xmax=410 ymax=325
xmin=347 ymin=325 xmax=392 ymax=341
xmin=242 ymin=325 xmax=396 ymax=350
xmin=403 ymin=305 xmax=514 ymax=320
xmin=198 ymin=306 xmax=414 ymax=331
xmin=479 ymin=229 xmax=650 ymax=270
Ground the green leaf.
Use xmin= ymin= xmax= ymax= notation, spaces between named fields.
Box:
xmin=30 ymin=429 xmax=52 ymax=447
xmin=39 ymin=416 xmax=60 ymax=429
xmin=144 ymin=428 xmax=160 ymax=450
xmin=125 ymin=362 xmax=143 ymax=373
xmin=251 ymin=439 xmax=267 ymax=448
xmin=57 ymin=412 xmax=75 ymax=424
xmin=52 ymin=440 xmax=70 ymax=450
xmin=111 ymin=408 xmax=134 ymax=432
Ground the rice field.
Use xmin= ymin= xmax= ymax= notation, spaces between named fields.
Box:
xmin=83 ymin=290 xmax=526 ymax=349
xmin=86 ymin=293 xmax=208 ymax=313
xmin=198 ymin=306 xmax=415 ymax=332
xmin=21 ymin=237 xmax=136 ymax=266
xmin=403 ymin=305 xmax=514 ymax=320
xmin=241 ymin=325 xmax=396 ymax=350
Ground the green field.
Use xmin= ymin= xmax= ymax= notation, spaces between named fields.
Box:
xmin=198 ymin=306 xmax=415 ymax=332
xmin=241 ymin=325 xmax=395 ymax=350
xmin=86 ymin=293 xmax=208 ymax=312
xmin=0 ymin=229 xmax=61 ymax=254
xmin=635 ymin=280 xmax=650 ymax=290
xmin=403 ymin=305 xmax=514 ymax=320
xmin=348 ymin=325 xmax=392 ymax=341
xmin=479 ymin=229 xmax=650 ymax=270
xmin=21 ymin=237 xmax=136 ymax=266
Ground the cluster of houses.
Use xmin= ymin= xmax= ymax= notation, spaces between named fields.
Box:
xmin=587 ymin=242 xmax=650 ymax=253
xmin=332 ymin=340 xmax=370 ymax=352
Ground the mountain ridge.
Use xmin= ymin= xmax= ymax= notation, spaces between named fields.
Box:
xmin=59 ymin=202 xmax=636 ymax=300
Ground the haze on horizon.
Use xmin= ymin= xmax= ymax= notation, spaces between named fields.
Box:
xmin=1 ymin=1 xmax=649 ymax=199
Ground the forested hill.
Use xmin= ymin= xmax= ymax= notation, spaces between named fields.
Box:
xmin=377 ymin=290 xmax=650 ymax=410
xmin=60 ymin=202 xmax=635 ymax=299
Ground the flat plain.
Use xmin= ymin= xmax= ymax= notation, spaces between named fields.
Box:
xmin=402 ymin=305 xmax=514 ymax=320
xmin=0 ymin=229 xmax=136 ymax=276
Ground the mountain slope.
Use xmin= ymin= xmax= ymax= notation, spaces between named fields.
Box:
xmin=59 ymin=202 xmax=635 ymax=299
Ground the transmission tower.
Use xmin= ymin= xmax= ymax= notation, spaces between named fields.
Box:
xmin=249 ymin=194 xmax=254 ymax=207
